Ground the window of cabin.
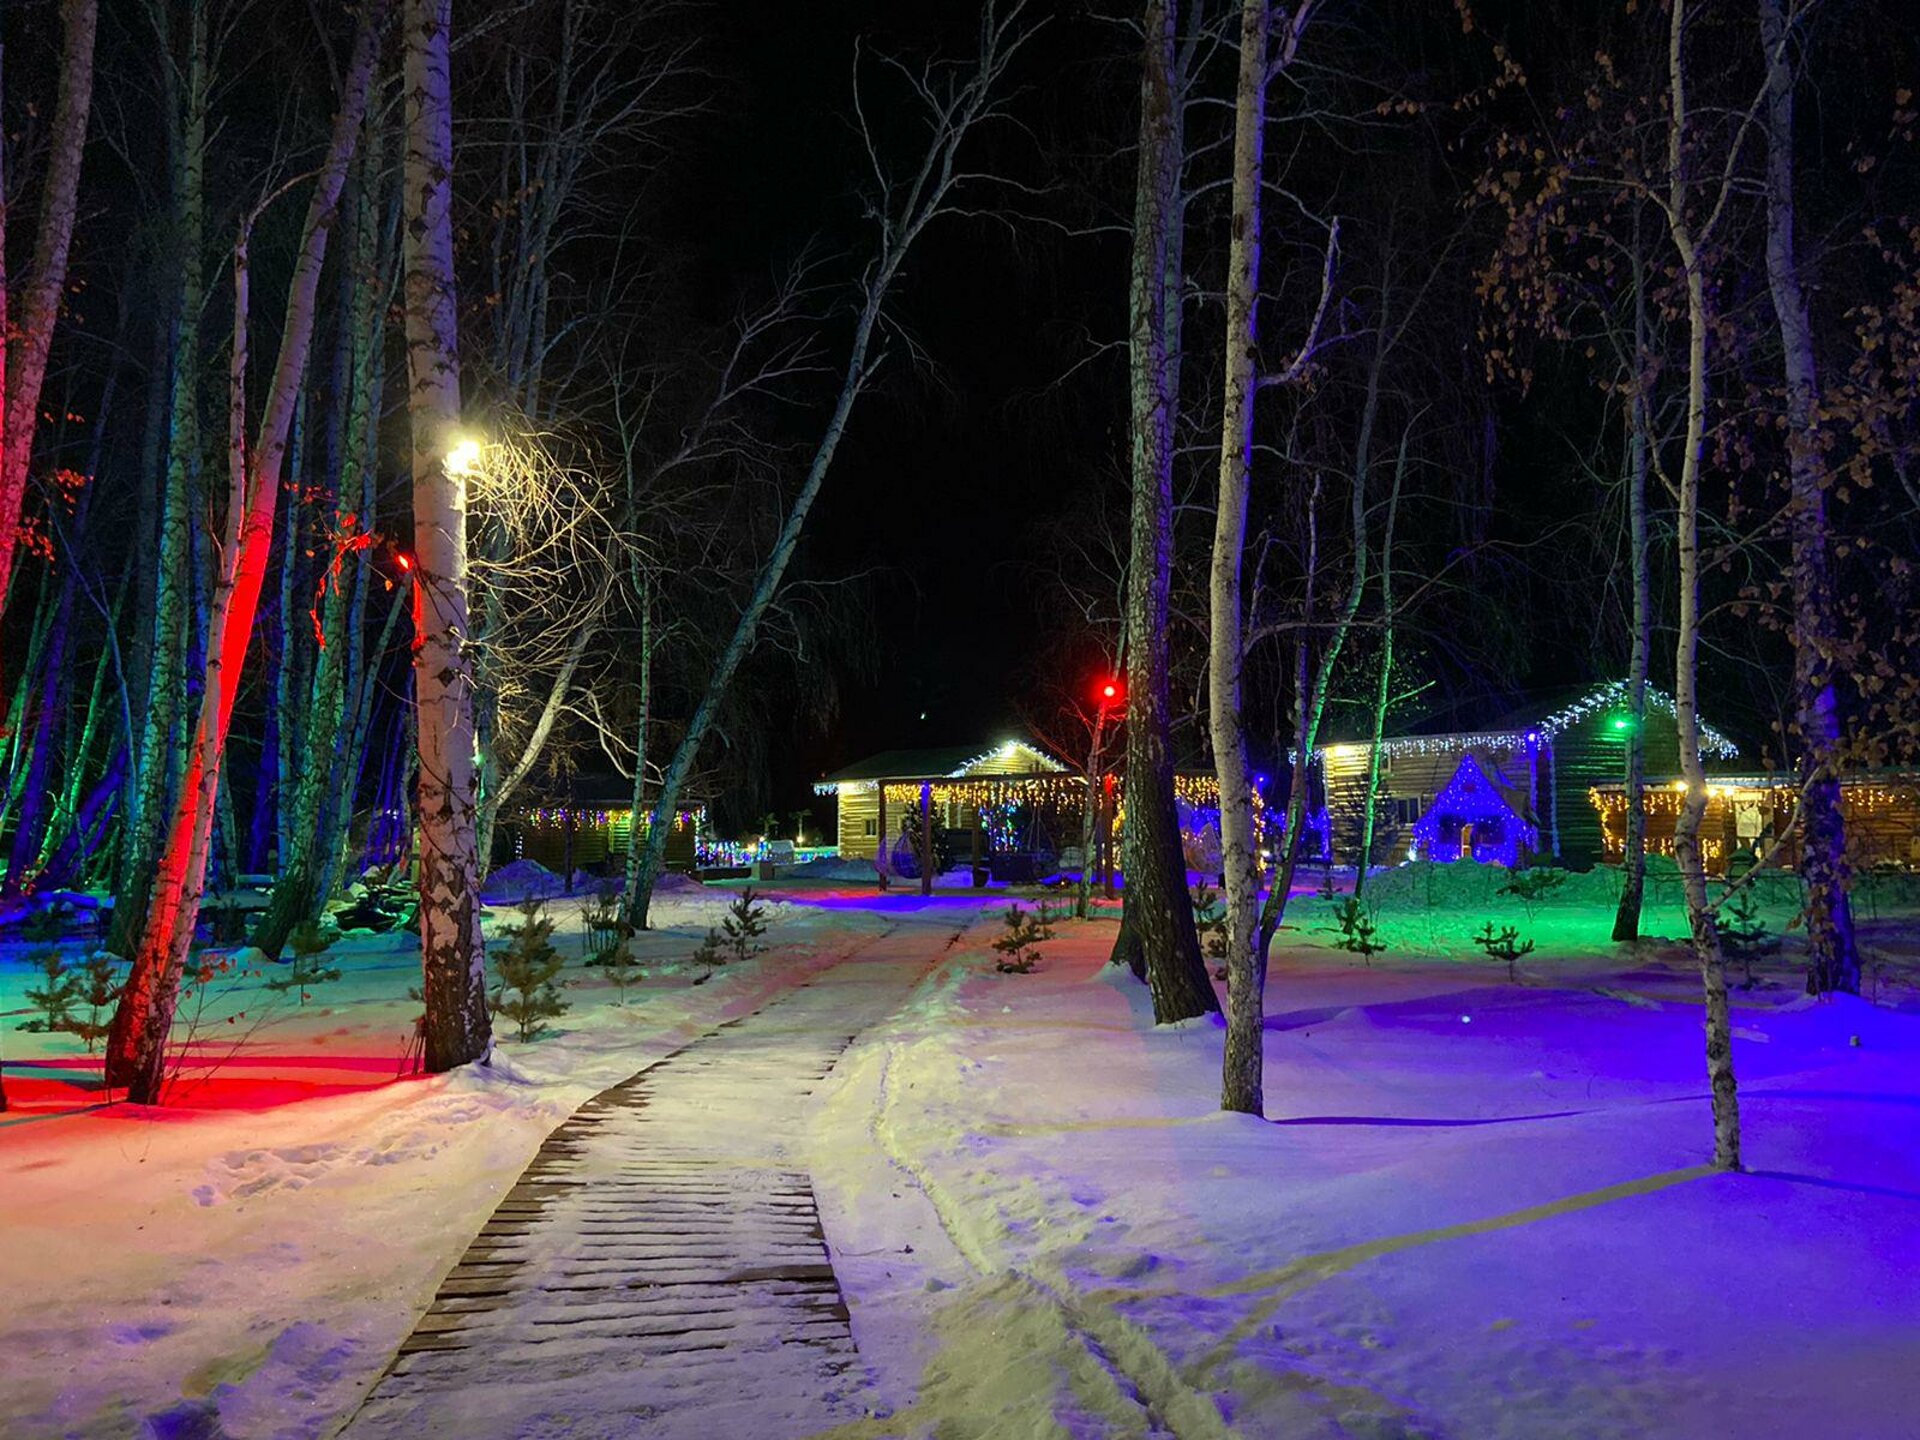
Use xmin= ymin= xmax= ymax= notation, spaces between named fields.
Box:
xmin=863 ymin=818 xmax=877 ymax=837
xmin=1393 ymin=796 xmax=1424 ymax=825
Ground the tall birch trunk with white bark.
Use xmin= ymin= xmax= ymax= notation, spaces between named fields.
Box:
xmin=1110 ymin=0 xmax=1217 ymax=1021
xmin=1214 ymin=0 xmax=1271 ymax=1113
xmin=113 ymin=0 xmax=208 ymax=958
xmin=404 ymin=0 xmax=491 ymax=1073
xmin=103 ymin=4 xmax=387 ymax=1104
xmin=0 ymin=0 xmax=98 ymax=627
xmin=1757 ymin=0 xmax=1860 ymax=996
xmin=1660 ymin=0 xmax=1741 ymax=1170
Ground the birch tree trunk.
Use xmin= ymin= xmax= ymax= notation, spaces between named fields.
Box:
xmin=1111 ymin=0 xmax=1217 ymax=1022
xmin=252 ymin=150 xmax=388 ymax=957
xmin=1758 ymin=0 xmax=1860 ymax=996
xmin=104 ymin=4 xmax=386 ymax=1103
xmin=0 ymin=0 xmax=98 ymax=625
xmin=1662 ymin=0 xmax=1741 ymax=1170
xmin=404 ymin=0 xmax=491 ymax=1073
xmin=621 ymin=573 xmax=653 ymax=905
xmin=114 ymin=0 xmax=208 ymax=958
xmin=1214 ymin=0 xmax=1270 ymax=1113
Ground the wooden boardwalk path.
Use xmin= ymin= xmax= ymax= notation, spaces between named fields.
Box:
xmin=343 ymin=923 xmax=948 ymax=1439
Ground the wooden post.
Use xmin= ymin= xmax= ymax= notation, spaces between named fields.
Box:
xmin=919 ymin=782 xmax=935 ymax=897
xmin=875 ymin=782 xmax=890 ymax=890
xmin=1100 ymin=773 xmax=1117 ymax=896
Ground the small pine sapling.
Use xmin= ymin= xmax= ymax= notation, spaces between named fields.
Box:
xmin=1472 ymin=921 xmax=1535 ymax=982
xmin=601 ymin=939 xmax=641 ymax=1003
xmin=1032 ymin=899 xmax=1066 ymax=939
xmin=1497 ymin=866 xmax=1567 ymax=921
xmin=68 ymin=952 xmax=125 ymax=1052
xmin=265 ymin=922 xmax=342 ymax=1006
xmin=581 ymin=883 xmax=631 ymax=964
xmin=1328 ymin=897 xmax=1387 ymax=964
xmin=489 ymin=899 xmax=570 ymax=1041
xmin=721 ymin=887 xmax=770 ymax=964
xmin=19 ymin=948 xmax=83 ymax=1032
xmin=690 ymin=926 xmax=727 ymax=983
xmin=1719 ymin=886 xmax=1779 ymax=987
xmin=992 ymin=903 xmax=1046 ymax=973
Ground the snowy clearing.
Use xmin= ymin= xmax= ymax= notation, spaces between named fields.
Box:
xmin=4 ymin=875 xmax=1918 ymax=1438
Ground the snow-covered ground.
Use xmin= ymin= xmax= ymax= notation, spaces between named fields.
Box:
xmin=4 ymin=865 xmax=1918 ymax=1438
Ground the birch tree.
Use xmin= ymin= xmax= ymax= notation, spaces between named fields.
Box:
xmin=0 ymin=0 xmax=98 ymax=627
xmin=1756 ymin=0 xmax=1861 ymax=996
xmin=1109 ymin=0 xmax=1217 ymax=1022
xmin=1653 ymin=0 xmax=1745 ymax=1169
xmin=404 ymin=0 xmax=491 ymax=1073
xmin=104 ymin=3 xmax=387 ymax=1103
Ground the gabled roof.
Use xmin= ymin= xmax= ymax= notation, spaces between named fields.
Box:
xmin=816 ymin=738 xmax=1069 ymax=791
xmin=1326 ymin=680 xmax=1739 ymax=761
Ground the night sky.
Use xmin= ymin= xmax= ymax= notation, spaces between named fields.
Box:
xmin=678 ymin=2 xmax=1115 ymax=812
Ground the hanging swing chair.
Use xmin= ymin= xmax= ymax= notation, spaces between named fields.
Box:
xmin=989 ymin=801 xmax=1059 ymax=884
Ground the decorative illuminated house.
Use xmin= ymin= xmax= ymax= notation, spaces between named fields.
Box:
xmin=1410 ymin=753 xmax=1539 ymax=865
xmin=500 ymin=775 xmax=707 ymax=874
xmin=1589 ymin=772 xmax=1920 ymax=876
xmin=817 ymin=738 xmax=1238 ymax=881
xmin=1320 ymin=681 xmax=1739 ymax=870
xmin=818 ymin=740 xmax=1075 ymax=876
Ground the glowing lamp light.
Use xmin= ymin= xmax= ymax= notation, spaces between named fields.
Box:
xmin=446 ymin=435 xmax=483 ymax=478
xmin=1094 ymin=676 xmax=1126 ymax=709
xmin=1608 ymin=714 xmax=1637 ymax=735
xmin=394 ymin=552 xmax=413 ymax=572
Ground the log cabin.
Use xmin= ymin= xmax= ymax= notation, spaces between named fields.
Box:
xmin=1588 ymin=772 xmax=1920 ymax=876
xmin=1319 ymin=681 xmax=1740 ymax=871
xmin=501 ymin=775 xmax=706 ymax=875
xmin=816 ymin=739 xmax=1237 ymax=881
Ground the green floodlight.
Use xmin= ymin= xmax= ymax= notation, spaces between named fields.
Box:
xmin=1607 ymin=713 xmax=1638 ymax=735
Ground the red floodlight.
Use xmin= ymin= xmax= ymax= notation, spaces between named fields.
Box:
xmin=1095 ymin=676 xmax=1125 ymax=709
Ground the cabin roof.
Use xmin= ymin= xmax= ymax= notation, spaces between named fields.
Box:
xmin=1324 ymin=680 xmax=1739 ymax=760
xmin=817 ymin=738 xmax=1068 ymax=789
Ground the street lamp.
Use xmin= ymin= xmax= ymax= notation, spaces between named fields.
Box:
xmin=447 ymin=435 xmax=483 ymax=478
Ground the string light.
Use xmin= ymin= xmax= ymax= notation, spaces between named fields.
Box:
xmin=517 ymin=805 xmax=701 ymax=832
xmin=1345 ymin=681 xmax=1740 ymax=763
xmin=1411 ymin=753 xmax=1539 ymax=866
xmin=1588 ymin=775 xmax=1920 ymax=871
